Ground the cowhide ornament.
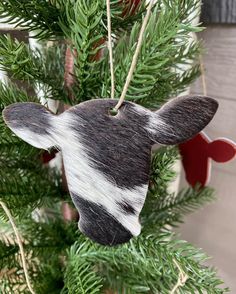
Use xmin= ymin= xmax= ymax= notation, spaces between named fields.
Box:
xmin=179 ymin=131 xmax=236 ymax=187
xmin=2 ymin=95 xmax=218 ymax=246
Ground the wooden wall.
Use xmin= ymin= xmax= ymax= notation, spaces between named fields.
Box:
xmin=179 ymin=26 xmax=236 ymax=292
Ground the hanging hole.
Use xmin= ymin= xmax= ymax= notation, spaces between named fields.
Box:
xmin=109 ymin=108 xmax=118 ymax=116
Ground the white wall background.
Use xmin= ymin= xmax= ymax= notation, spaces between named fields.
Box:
xmin=180 ymin=26 xmax=236 ymax=293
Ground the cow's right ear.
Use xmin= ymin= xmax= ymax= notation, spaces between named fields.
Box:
xmin=147 ymin=95 xmax=218 ymax=145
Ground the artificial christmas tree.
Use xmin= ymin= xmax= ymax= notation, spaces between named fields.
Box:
xmin=0 ymin=0 xmax=229 ymax=293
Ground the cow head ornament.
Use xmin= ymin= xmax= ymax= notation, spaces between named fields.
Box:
xmin=3 ymin=96 xmax=218 ymax=245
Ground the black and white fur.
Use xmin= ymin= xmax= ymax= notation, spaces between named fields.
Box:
xmin=2 ymin=96 xmax=218 ymax=246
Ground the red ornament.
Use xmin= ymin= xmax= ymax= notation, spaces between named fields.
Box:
xmin=41 ymin=150 xmax=58 ymax=164
xmin=179 ymin=132 xmax=236 ymax=187
xmin=122 ymin=0 xmax=142 ymax=17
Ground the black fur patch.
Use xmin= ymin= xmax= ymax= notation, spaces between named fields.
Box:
xmin=69 ymin=99 xmax=152 ymax=190
xmin=155 ymin=96 xmax=218 ymax=144
xmin=117 ymin=201 xmax=136 ymax=214
xmin=3 ymin=102 xmax=52 ymax=135
xmin=71 ymin=193 xmax=133 ymax=246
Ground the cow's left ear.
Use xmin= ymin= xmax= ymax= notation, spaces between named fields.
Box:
xmin=2 ymin=102 xmax=57 ymax=149
xmin=147 ymin=95 xmax=218 ymax=145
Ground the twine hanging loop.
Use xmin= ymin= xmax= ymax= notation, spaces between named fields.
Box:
xmin=0 ymin=201 xmax=36 ymax=294
xmin=106 ymin=0 xmax=155 ymax=111
xmin=170 ymin=259 xmax=188 ymax=294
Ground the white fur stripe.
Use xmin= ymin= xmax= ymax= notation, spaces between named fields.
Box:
xmin=54 ymin=113 xmax=148 ymax=236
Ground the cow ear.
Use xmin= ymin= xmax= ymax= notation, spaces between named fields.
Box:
xmin=2 ymin=102 xmax=57 ymax=149
xmin=148 ymin=95 xmax=218 ymax=145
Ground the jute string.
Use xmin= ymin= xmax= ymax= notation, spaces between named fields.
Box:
xmin=169 ymin=38 xmax=209 ymax=294
xmin=106 ymin=0 xmax=155 ymax=111
xmin=170 ymin=259 xmax=188 ymax=294
xmin=0 ymin=201 xmax=36 ymax=294
xmin=200 ymin=55 xmax=207 ymax=96
xmin=106 ymin=0 xmax=115 ymax=99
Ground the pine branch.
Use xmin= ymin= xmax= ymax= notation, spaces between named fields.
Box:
xmin=0 ymin=34 xmax=41 ymax=81
xmin=21 ymin=219 xmax=80 ymax=257
xmin=143 ymin=186 xmax=215 ymax=230
xmin=0 ymin=81 xmax=34 ymax=110
xmin=59 ymin=0 xmax=106 ymax=102
xmin=0 ymin=82 xmax=64 ymax=220
xmin=0 ymin=0 xmax=63 ymax=40
xmin=0 ymin=163 xmax=63 ymax=219
xmin=0 ymin=239 xmax=62 ymax=294
xmin=0 ymin=218 xmax=79 ymax=265
xmin=0 ymin=234 xmax=37 ymax=294
xmin=63 ymin=232 xmax=228 ymax=294
xmin=0 ymin=139 xmax=38 ymax=161
xmin=158 ymin=186 xmax=215 ymax=215
xmin=0 ymin=36 xmax=68 ymax=102
xmin=109 ymin=0 xmax=147 ymax=34
xmin=0 ymin=0 xmax=202 ymax=106
xmin=0 ymin=0 xmax=146 ymax=40
xmin=62 ymin=256 xmax=103 ymax=294
xmin=0 ymin=218 xmax=79 ymax=293
xmin=149 ymin=147 xmax=179 ymax=198
xmin=101 ymin=0 xmax=202 ymax=106
xmin=0 ymin=241 xmax=19 ymax=269
xmin=0 ymin=267 xmax=28 ymax=294
xmin=142 ymin=148 xmax=216 ymax=230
